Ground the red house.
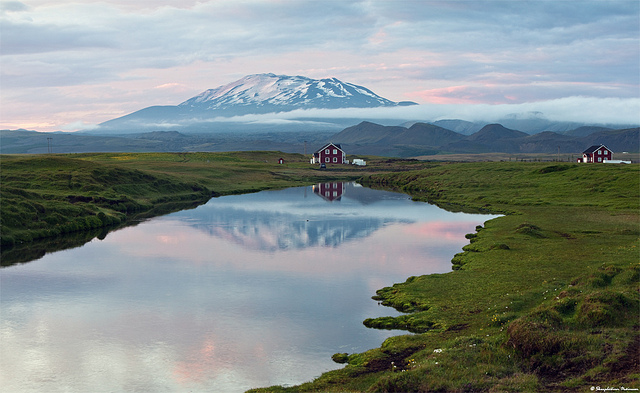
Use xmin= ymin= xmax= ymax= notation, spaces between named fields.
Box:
xmin=578 ymin=145 xmax=612 ymax=163
xmin=311 ymin=143 xmax=347 ymax=165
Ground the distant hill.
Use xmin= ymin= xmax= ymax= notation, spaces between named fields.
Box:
xmin=579 ymin=128 xmax=640 ymax=153
xmin=335 ymin=121 xmax=463 ymax=146
xmin=3 ymin=123 xmax=637 ymax=157
xmin=333 ymin=121 xmax=408 ymax=144
xmin=411 ymin=118 xmax=632 ymax=136
xmin=563 ymin=126 xmax=612 ymax=137
xmin=330 ymin=121 xmax=639 ymax=157
xmin=466 ymin=124 xmax=528 ymax=142
xmin=431 ymin=119 xmax=484 ymax=135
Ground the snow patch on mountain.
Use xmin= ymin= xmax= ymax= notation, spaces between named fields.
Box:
xmin=95 ymin=73 xmax=418 ymax=133
xmin=178 ymin=73 xmax=406 ymax=112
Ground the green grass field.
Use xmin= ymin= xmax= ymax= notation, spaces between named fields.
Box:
xmin=1 ymin=154 xmax=638 ymax=391
xmin=250 ymin=162 xmax=639 ymax=392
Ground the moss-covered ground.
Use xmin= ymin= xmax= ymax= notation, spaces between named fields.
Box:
xmin=249 ymin=162 xmax=639 ymax=392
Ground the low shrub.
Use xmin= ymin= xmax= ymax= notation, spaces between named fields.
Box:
xmin=515 ymin=223 xmax=547 ymax=238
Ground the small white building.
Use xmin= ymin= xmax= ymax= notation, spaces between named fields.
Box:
xmin=603 ymin=159 xmax=631 ymax=164
xmin=352 ymin=159 xmax=366 ymax=166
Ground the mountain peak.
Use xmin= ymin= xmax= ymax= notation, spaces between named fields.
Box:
xmin=97 ymin=73 xmax=417 ymax=133
xmin=178 ymin=74 xmax=414 ymax=113
xmin=467 ymin=123 xmax=529 ymax=142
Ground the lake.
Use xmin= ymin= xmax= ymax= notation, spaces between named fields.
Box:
xmin=0 ymin=182 xmax=497 ymax=392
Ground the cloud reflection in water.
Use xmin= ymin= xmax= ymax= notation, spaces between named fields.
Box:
xmin=0 ymin=183 xmax=498 ymax=392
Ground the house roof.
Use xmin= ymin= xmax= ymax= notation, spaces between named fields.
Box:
xmin=582 ymin=145 xmax=610 ymax=154
xmin=314 ymin=142 xmax=343 ymax=154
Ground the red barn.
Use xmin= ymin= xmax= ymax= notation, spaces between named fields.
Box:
xmin=578 ymin=145 xmax=612 ymax=163
xmin=311 ymin=143 xmax=347 ymax=165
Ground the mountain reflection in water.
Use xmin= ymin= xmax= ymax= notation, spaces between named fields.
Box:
xmin=0 ymin=183 xmax=498 ymax=393
xmin=177 ymin=183 xmax=397 ymax=251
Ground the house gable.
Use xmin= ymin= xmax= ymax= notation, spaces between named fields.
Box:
xmin=311 ymin=142 xmax=347 ymax=164
xmin=580 ymin=144 xmax=612 ymax=163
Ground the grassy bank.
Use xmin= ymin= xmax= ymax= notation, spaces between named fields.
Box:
xmin=249 ymin=162 xmax=639 ymax=392
xmin=0 ymin=152 xmax=418 ymax=259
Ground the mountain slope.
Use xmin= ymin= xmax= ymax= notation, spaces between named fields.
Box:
xmin=579 ymin=128 xmax=640 ymax=152
xmin=403 ymin=123 xmax=466 ymax=146
xmin=441 ymin=124 xmax=529 ymax=153
xmin=332 ymin=121 xmax=408 ymax=144
xmin=96 ymin=74 xmax=416 ymax=133
xmin=178 ymin=73 xmax=410 ymax=113
xmin=333 ymin=121 xmax=463 ymax=146
xmin=466 ymin=124 xmax=529 ymax=143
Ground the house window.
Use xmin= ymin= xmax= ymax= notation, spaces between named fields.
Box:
xmin=325 ymin=149 xmax=330 ymax=154
xmin=333 ymin=157 xmax=337 ymax=163
xmin=598 ymin=157 xmax=602 ymax=162
xmin=333 ymin=191 xmax=337 ymax=197
xmin=325 ymin=157 xmax=330 ymax=163
xmin=333 ymin=149 xmax=337 ymax=154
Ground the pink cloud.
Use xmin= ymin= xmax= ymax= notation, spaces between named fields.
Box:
xmin=407 ymin=85 xmax=520 ymax=105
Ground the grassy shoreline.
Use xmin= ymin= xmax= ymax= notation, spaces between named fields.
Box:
xmin=250 ymin=162 xmax=639 ymax=392
xmin=0 ymin=152 xmax=417 ymax=262
xmin=2 ymin=154 xmax=638 ymax=391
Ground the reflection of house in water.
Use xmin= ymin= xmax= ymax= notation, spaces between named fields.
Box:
xmin=313 ymin=182 xmax=346 ymax=202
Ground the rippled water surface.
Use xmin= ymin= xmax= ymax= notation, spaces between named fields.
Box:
xmin=1 ymin=183 xmax=497 ymax=392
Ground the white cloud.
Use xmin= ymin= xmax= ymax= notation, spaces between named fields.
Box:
xmin=0 ymin=0 xmax=638 ymax=132
xmin=202 ymin=97 xmax=640 ymax=126
xmin=60 ymin=121 xmax=99 ymax=131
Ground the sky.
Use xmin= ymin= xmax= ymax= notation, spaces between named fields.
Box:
xmin=1 ymin=0 xmax=639 ymax=132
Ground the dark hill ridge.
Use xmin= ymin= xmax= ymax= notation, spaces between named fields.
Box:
xmin=3 ymin=123 xmax=637 ymax=156
xmin=405 ymin=123 xmax=465 ymax=146
xmin=580 ymin=128 xmax=640 ymax=152
xmin=335 ymin=121 xmax=463 ymax=147
xmin=335 ymin=121 xmax=407 ymax=144
xmin=564 ymin=126 xmax=613 ymax=137
xmin=331 ymin=121 xmax=639 ymax=157
xmin=466 ymin=124 xmax=528 ymax=142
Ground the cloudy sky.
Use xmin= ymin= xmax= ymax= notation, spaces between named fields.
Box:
xmin=1 ymin=0 xmax=639 ymax=132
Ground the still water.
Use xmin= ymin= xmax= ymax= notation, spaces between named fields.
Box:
xmin=0 ymin=183 xmax=497 ymax=393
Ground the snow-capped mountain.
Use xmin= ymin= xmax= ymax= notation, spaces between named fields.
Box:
xmin=180 ymin=73 xmax=410 ymax=113
xmin=96 ymin=74 xmax=416 ymax=133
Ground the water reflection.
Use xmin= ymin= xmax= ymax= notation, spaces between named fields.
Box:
xmin=313 ymin=182 xmax=345 ymax=201
xmin=0 ymin=183 xmax=497 ymax=393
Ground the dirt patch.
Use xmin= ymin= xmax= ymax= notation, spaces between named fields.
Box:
xmin=365 ymin=347 xmax=422 ymax=373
